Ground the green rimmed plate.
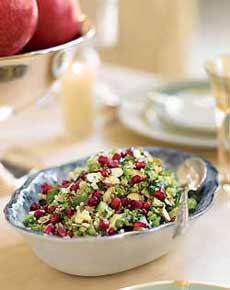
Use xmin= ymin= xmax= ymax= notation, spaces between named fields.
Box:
xmin=147 ymin=80 xmax=216 ymax=134
xmin=118 ymin=82 xmax=217 ymax=148
xmin=119 ymin=280 xmax=229 ymax=290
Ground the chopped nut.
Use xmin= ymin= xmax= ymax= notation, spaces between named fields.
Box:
xmin=111 ymin=168 xmax=123 ymax=177
xmin=91 ymin=182 xmax=99 ymax=190
xmin=81 ymin=223 xmax=90 ymax=229
xmin=74 ymin=209 xmax=91 ymax=224
xmin=127 ymin=193 xmax=141 ymax=201
xmin=38 ymin=193 xmax=46 ymax=200
xmin=38 ymin=216 xmax=50 ymax=224
xmin=104 ymin=176 xmax=120 ymax=185
xmin=165 ymin=198 xmax=174 ymax=206
xmin=133 ymin=149 xmax=143 ymax=159
xmin=103 ymin=187 xmax=114 ymax=203
xmin=55 ymin=193 xmax=68 ymax=202
xmin=161 ymin=207 xmax=171 ymax=222
xmin=86 ymin=172 xmax=102 ymax=183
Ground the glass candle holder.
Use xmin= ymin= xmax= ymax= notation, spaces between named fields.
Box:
xmin=205 ymin=55 xmax=230 ymax=191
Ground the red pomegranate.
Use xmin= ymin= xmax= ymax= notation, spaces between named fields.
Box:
xmin=0 ymin=0 xmax=38 ymax=57
xmin=26 ymin=0 xmax=82 ymax=51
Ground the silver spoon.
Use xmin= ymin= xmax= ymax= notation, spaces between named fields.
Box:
xmin=173 ymin=157 xmax=207 ymax=238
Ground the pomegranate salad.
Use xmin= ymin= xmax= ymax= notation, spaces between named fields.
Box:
xmin=23 ymin=148 xmax=198 ymax=238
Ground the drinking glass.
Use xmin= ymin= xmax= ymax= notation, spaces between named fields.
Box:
xmin=205 ymin=55 xmax=230 ymax=191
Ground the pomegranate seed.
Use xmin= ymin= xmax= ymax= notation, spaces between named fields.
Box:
xmin=110 ymin=198 xmax=121 ymax=210
xmin=116 ymin=209 xmax=122 ymax=214
xmin=44 ymin=224 xmax=54 ymax=235
xmin=133 ymin=221 xmax=147 ymax=230
xmin=30 ymin=202 xmax=39 ymax=211
xmin=57 ymin=226 xmax=67 ymax=237
xmin=126 ymin=148 xmax=134 ymax=157
xmin=143 ymin=201 xmax=151 ymax=210
xmin=112 ymin=153 xmax=121 ymax=161
xmin=108 ymin=228 xmax=118 ymax=235
xmin=121 ymin=197 xmax=130 ymax=207
xmin=48 ymin=205 xmax=58 ymax=214
xmin=62 ymin=180 xmax=71 ymax=188
xmin=98 ymin=155 xmax=110 ymax=166
xmin=98 ymin=219 xmax=109 ymax=231
xmin=87 ymin=196 xmax=99 ymax=206
xmin=70 ymin=181 xmax=80 ymax=192
xmin=50 ymin=213 xmax=60 ymax=224
xmin=34 ymin=209 xmax=44 ymax=219
xmin=131 ymin=200 xmax=142 ymax=209
xmin=131 ymin=175 xmax=142 ymax=185
xmin=66 ymin=207 xmax=74 ymax=218
xmin=108 ymin=160 xmax=119 ymax=168
xmin=81 ymin=171 xmax=87 ymax=180
xmin=152 ymin=189 xmax=165 ymax=201
xmin=41 ymin=183 xmax=52 ymax=194
xmin=100 ymin=169 xmax=111 ymax=177
xmin=135 ymin=161 xmax=145 ymax=169
xmin=43 ymin=204 xmax=49 ymax=211
xmin=93 ymin=191 xmax=102 ymax=199
xmin=137 ymin=201 xmax=143 ymax=209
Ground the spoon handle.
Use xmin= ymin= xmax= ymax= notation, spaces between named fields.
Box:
xmin=173 ymin=188 xmax=189 ymax=239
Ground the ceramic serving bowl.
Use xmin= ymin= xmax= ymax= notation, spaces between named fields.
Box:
xmin=0 ymin=17 xmax=94 ymax=118
xmin=4 ymin=147 xmax=218 ymax=276
xmin=119 ymin=280 xmax=228 ymax=290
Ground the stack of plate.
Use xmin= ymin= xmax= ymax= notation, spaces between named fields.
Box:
xmin=118 ymin=80 xmax=217 ymax=148
xmin=119 ymin=280 xmax=228 ymax=290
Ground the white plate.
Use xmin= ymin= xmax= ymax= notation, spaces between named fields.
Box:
xmin=148 ymin=80 xmax=216 ymax=133
xmin=118 ymin=89 xmax=217 ymax=148
xmin=119 ymin=280 xmax=229 ymax=290
xmin=149 ymin=94 xmax=216 ymax=133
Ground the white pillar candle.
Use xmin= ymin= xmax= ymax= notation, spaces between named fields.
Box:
xmin=60 ymin=62 xmax=96 ymax=138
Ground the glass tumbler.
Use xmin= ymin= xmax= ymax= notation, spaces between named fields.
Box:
xmin=205 ymin=55 xmax=230 ymax=191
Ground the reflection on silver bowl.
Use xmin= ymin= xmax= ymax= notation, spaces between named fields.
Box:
xmin=0 ymin=18 xmax=95 ymax=120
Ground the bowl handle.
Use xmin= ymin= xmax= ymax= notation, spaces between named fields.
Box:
xmin=51 ymin=50 xmax=73 ymax=80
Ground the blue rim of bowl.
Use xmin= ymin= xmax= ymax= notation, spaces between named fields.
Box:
xmin=0 ymin=18 xmax=95 ymax=61
xmin=4 ymin=147 xmax=219 ymax=242
xmin=118 ymin=280 xmax=229 ymax=290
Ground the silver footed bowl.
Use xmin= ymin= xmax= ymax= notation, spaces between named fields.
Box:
xmin=0 ymin=18 xmax=94 ymax=118
xmin=4 ymin=147 xmax=218 ymax=276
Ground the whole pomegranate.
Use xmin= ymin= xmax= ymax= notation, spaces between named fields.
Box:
xmin=26 ymin=0 xmax=82 ymax=51
xmin=0 ymin=0 xmax=38 ymax=57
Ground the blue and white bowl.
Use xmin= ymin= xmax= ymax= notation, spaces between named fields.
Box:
xmin=4 ymin=147 xmax=219 ymax=276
